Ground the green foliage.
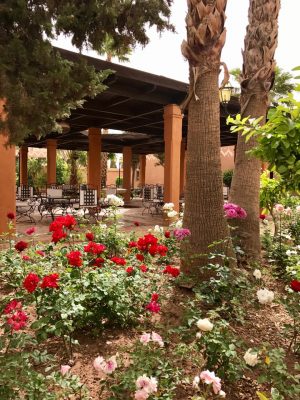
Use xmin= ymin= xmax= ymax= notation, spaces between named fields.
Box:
xmin=0 ymin=331 xmax=88 ymax=399
xmin=260 ymin=172 xmax=284 ymax=215
xmin=116 ymin=177 xmax=123 ymax=187
xmin=106 ymin=339 xmax=184 ymax=400
xmin=28 ymin=157 xmax=47 ymax=188
xmin=0 ymin=0 xmax=173 ymax=144
xmin=196 ymin=319 xmax=244 ymax=382
xmin=227 ymin=94 xmax=300 ymax=190
xmin=222 ymin=169 xmax=233 ymax=188
xmin=258 ymin=346 xmax=300 ymax=400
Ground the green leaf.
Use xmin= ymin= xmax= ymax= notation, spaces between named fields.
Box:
xmin=257 ymin=392 xmax=270 ymax=400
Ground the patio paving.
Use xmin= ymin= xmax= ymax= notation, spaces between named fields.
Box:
xmin=15 ymin=199 xmax=166 ymax=242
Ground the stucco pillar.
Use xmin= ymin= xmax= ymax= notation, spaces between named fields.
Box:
xmin=87 ymin=127 xmax=101 ymax=196
xmin=180 ymin=140 xmax=186 ymax=196
xmin=163 ymin=104 xmax=183 ymax=211
xmin=0 ymin=100 xmax=16 ymax=233
xmin=19 ymin=146 xmax=28 ymax=185
xmin=139 ymin=154 xmax=146 ymax=187
xmin=46 ymin=139 xmax=57 ymax=185
xmin=123 ymin=146 xmax=132 ymax=203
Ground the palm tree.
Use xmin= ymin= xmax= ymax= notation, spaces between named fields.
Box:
xmin=181 ymin=0 xmax=235 ymax=277
xmin=229 ymin=0 xmax=280 ymax=261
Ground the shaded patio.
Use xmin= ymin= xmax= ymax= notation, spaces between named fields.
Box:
xmin=0 ymin=48 xmax=239 ymax=232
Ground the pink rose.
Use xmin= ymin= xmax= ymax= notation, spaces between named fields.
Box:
xmin=151 ymin=331 xmax=164 ymax=347
xmin=134 ymin=389 xmax=149 ymax=400
xmin=60 ymin=365 xmax=71 ymax=375
xmin=140 ymin=332 xmax=151 ymax=345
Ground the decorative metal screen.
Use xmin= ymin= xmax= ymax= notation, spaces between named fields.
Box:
xmin=19 ymin=186 xmax=33 ymax=199
xmin=80 ymin=189 xmax=97 ymax=207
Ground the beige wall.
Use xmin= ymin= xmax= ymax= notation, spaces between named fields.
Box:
xmin=145 ymin=155 xmax=164 ymax=185
xmin=220 ymin=146 xmax=235 ymax=171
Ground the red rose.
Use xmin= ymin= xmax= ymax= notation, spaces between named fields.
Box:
xmin=84 ymin=242 xmax=106 ymax=255
xmin=40 ymin=273 xmax=59 ymax=289
xmin=260 ymin=214 xmax=266 ymax=220
xmin=111 ymin=256 xmax=126 ymax=266
xmin=148 ymin=244 xmax=158 ymax=256
xmin=23 ymin=272 xmax=40 ymax=293
xmin=7 ymin=212 xmax=15 ymax=220
xmin=136 ymin=253 xmax=145 ymax=262
xmin=51 ymin=229 xmax=67 ymax=243
xmin=144 ymin=234 xmax=158 ymax=246
xmin=6 ymin=310 xmax=28 ymax=331
xmin=36 ymin=250 xmax=45 ymax=257
xmin=157 ymin=245 xmax=168 ymax=256
xmin=151 ymin=292 xmax=159 ymax=302
xmin=49 ymin=216 xmax=65 ymax=232
xmin=126 ymin=266 xmax=134 ymax=274
xmin=85 ymin=232 xmax=94 ymax=241
xmin=290 ymin=279 xmax=300 ymax=292
xmin=134 ymin=221 xmax=140 ymax=227
xmin=25 ymin=227 xmax=36 ymax=235
xmin=15 ymin=241 xmax=28 ymax=252
xmin=93 ymin=257 xmax=105 ymax=267
xmin=66 ymin=251 xmax=83 ymax=267
xmin=63 ymin=215 xmax=77 ymax=230
xmin=128 ymin=241 xmax=137 ymax=248
xmin=139 ymin=264 xmax=148 ymax=272
xmin=164 ymin=231 xmax=171 ymax=238
xmin=163 ymin=265 xmax=180 ymax=278
xmin=3 ymin=299 xmax=22 ymax=314
xmin=145 ymin=301 xmax=160 ymax=313
xmin=22 ymin=255 xmax=30 ymax=261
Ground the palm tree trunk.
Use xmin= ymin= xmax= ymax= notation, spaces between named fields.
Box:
xmin=183 ymin=70 xmax=233 ymax=270
xmin=229 ymin=0 xmax=280 ymax=261
xmin=181 ymin=0 xmax=235 ymax=278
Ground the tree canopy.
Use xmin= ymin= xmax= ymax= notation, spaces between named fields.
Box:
xmin=0 ymin=0 xmax=173 ymax=144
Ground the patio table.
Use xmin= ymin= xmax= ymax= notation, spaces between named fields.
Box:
xmin=38 ymin=196 xmax=79 ymax=220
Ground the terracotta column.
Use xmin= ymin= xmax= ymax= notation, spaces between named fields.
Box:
xmin=163 ymin=104 xmax=183 ymax=211
xmin=46 ymin=139 xmax=57 ymax=185
xmin=123 ymin=146 xmax=132 ymax=203
xmin=19 ymin=146 xmax=28 ymax=185
xmin=139 ymin=154 xmax=146 ymax=187
xmin=180 ymin=140 xmax=186 ymax=196
xmin=0 ymin=100 xmax=16 ymax=233
xmin=87 ymin=127 xmax=101 ymax=196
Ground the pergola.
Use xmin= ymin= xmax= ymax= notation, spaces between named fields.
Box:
xmin=0 ymin=48 xmax=239 ymax=231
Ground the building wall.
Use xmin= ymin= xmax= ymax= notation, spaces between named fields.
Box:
xmin=220 ymin=146 xmax=235 ymax=171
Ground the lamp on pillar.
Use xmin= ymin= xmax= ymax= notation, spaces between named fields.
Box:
xmin=219 ymin=83 xmax=233 ymax=104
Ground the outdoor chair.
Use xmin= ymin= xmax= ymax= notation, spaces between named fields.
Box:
xmin=72 ymin=188 xmax=101 ymax=222
xmin=142 ymin=185 xmax=158 ymax=215
xmin=17 ymin=185 xmax=34 ymax=201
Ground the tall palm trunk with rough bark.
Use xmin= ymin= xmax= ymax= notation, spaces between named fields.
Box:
xmin=182 ymin=0 xmax=235 ymax=277
xmin=229 ymin=0 xmax=280 ymax=261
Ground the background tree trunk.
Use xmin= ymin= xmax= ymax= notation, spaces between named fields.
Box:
xmin=229 ymin=0 xmax=280 ymax=261
xmin=181 ymin=0 xmax=235 ymax=279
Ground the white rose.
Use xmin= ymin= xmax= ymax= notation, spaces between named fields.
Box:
xmin=163 ymin=202 xmax=174 ymax=211
xmin=154 ymin=225 xmax=163 ymax=233
xmin=219 ymin=390 xmax=226 ymax=398
xmin=257 ymin=288 xmax=275 ymax=305
xmin=175 ymin=220 xmax=183 ymax=228
xmin=167 ymin=210 xmax=178 ymax=218
xmin=253 ymin=269 xmax=262 ymax=279
xmin=296 ymin=205 xmax=300 ymax=213
xmin=196 ymin=318 xmax=214 ymax=332
xmin=286 ymin=250 xmax=297 ymax=257
xmin=192 ymin=376 xmax=200 ymax=389
xmin=243 ymin=349 xmax=258 ymax=367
